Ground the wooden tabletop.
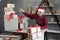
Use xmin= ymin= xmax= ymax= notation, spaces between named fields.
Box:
xmin=0 ymin=34 xmax=20 ymax=38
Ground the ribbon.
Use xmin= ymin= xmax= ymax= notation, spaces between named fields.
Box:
xmin=16 ymin=28 xmax=23 ymax=32
xmin=30 ymin=25 xmax=39 ymax=39
xmin=8 ymin=13 xmax=15 ymax=22
xmin=36 ymin=25 xmax=38 ymax=39
xmin=18 ymin=16 xmax=24 ymax=19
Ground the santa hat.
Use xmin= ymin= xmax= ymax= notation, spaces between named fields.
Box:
xmin=38 ymin=7 xmax=45 ymax=12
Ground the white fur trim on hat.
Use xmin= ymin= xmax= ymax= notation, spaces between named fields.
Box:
xmin=38 ymin=9 xmax=45 ymax=12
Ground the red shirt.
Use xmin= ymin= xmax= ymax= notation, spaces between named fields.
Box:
xmin=23 ymin=12 xmax=48 ymax=29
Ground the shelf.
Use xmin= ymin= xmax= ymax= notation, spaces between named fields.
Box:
xmin=34 ymin=6 xmax=54 ymax=8
xmin=44 ymin=14 xmax=60 ymax=15
xmin=40 ymin=6 xmax=54 ymax=7
xmin=47 ymin=30 xmax=60 ymax=33
xmin=0 ymin=34 xmax=19 ymax=38
xmin=48 ymin=22 xmax=60 ymax=24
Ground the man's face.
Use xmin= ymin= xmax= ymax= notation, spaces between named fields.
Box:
xmin=37 ymin=11 xmax=44 ymax=17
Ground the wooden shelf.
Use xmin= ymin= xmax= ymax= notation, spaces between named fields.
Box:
xmin=0 ymin=34 xmax=19 ymax=38
xmin=44 ymin=14 xmax=60 ymax=15
xmin=34 ymin=6 xmax=54 ymax=8
xmin=47 ymin=30 xmax=60 ymax=33
xmin=40 ymin=6 xmax=54 ymax=7
xmin=48 ymin=22 xmax=60 ymax=24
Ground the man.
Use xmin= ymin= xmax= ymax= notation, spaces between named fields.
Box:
xmin=19 ymin=7 xmax=48 ymax=40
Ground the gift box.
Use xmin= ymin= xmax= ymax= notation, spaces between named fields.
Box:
xmin=18 ymin=16 xmax=28 ymax=29
xmin=33 ymin=37 xmax=43 ymax=40
xmin=4 ymin=7 xmax=14 ymax=15
xmin=29 ymin=26 xmax=42 ymax=40
xmin=31 ymin=32 xmax=42 ymax=40
xmin=7 ymin=3 xmax=15 ymax=8
xmin=4 ymin=15 xmax=8 ymax=19
xmin=4 ymin=15 xmax=18 ymax=31
xmin=0 ymin=38 xmax=4 ymax=40
xmin=29 ymin=26 xmax=41 ymax=33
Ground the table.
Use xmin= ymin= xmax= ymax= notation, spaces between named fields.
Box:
xmin=3 ymin=30 xmax=28 ymax=40
xmin=0 ymin=35 xmax=19 ymax=38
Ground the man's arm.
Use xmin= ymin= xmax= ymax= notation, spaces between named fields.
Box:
xmin=41 ymin=17 xmax=48 ymax=29
xmin=19 ymin=8 xmax=35 ymax=19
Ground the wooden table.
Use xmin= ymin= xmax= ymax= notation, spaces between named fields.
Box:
xmin=3 ymin=30 xmax=28 ymax=40
xmin=0 ymin=35 xmax=19 ymax=38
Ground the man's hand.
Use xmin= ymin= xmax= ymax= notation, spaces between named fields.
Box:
xmin=19 ymin=8 xmax=25 ymax=13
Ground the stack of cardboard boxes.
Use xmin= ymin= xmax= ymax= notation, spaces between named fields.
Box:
xmin=4 ymin=3 xmax=18 ymax=31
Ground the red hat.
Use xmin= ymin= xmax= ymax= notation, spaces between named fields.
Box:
xmin=38 ymin=7 xmax=45 ymax=12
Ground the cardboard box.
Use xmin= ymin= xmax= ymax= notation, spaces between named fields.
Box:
xmin=28 ymin=26 xmax=42 ymax=40
xmin=31 ymin=32 xmax=42 ymax=39
xmin=18 ymin=17 xmax=28 ymax=29
xmin=4 ymin=15 xmax=8 ymax=19
xmin=33 ymin=38 xmax=43 ymax=40
xmin=13 ymin=15 xmax=18 ymax=18
xmin=7 ymin=3 xmax=15 ymax=8
xmin=20 ymin=23 xmax=25 ymax=29
xmin=4 ymin=7 xmax=14 ymax=15
xmin=4 ymin=15 xmax=18 ymax=19
xmin=4 ymin=18 xmax=18 ymax=31
xmin=0 ymin=38 xmax=4 ymax=40
xmin=30 ymin=27 xmax=41 ymax=33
